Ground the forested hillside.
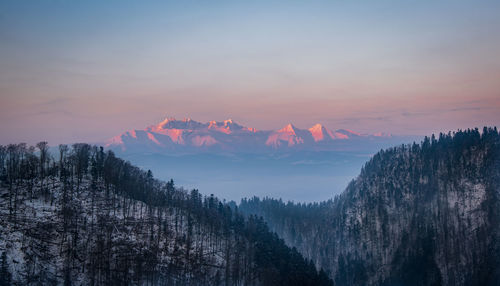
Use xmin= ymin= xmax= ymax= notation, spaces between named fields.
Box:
xmin=240 ymin=127 xmax=500 ymax=286
xmin=0 ymin=143 xmax=332 ymax=285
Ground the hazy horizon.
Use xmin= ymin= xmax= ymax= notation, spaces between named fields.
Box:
xmin=0 ymin=114 xmax=496 ymax=147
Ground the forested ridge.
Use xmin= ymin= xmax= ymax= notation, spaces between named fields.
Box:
xmin=240 ymin=127 xmax=500 ymax=286
xmin=0 ymin=143 xmax=332 ymax=285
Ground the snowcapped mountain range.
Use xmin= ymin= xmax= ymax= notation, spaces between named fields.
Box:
xmin=106 ymin=117 xmax=394 ymax=153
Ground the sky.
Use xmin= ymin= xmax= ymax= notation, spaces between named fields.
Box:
xmin=1 ymin=0 xmax=499 ymax=145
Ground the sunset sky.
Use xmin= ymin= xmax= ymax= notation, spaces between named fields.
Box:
xmin=1 ymin=0 xmax=499 ymax=145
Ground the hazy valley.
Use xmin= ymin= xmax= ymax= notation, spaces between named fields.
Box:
xmin=104 ymin=118 xmax=419 ymax=202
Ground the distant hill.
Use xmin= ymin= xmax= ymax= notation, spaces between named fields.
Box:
xmin=240 ymin=127 xmax=500 ymax=286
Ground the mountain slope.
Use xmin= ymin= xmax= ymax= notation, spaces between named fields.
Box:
xmin=239 ymin=127 xmax=500 ymax=286
xmin=0 ymin=143 xmax=332 ymax=285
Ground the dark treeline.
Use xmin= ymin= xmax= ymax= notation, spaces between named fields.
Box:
xmin=240 ymin=127 xmax=500 ymax=286
xmin=0 ymin=143 xmax=332 ymax=285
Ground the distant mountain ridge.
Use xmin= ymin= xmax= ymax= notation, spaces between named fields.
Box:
xmin=106 ymin=117 xmax=394 ymax=153
xmin=104 ymin=117 xmax=419 ymax=202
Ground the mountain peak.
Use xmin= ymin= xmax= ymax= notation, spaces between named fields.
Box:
xmin=279 ymin=123 xmax=297 ymax=134
xmin=156 ymin=116 xmax=194 ymax=128
xmin=157 ymin=116 xmax=176 ymax=127
xmin=223 ymin=118 xmax=241 ymax=128
xmin=266 ymin=123 xmax=305 ymax=148
xmin=155 ymin=117 xmax=203 ymax=129
xmin=309 ymin=123 xmax=328 ymax=141
xmin=206 ymin=119 xmax=245 ymax=134
xmin=309 ymin=123 xmax=324 ymax=131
